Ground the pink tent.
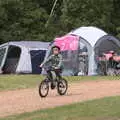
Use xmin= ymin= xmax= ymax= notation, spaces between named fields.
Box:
xmin=54 ymin=35 xmax=79 ymax=51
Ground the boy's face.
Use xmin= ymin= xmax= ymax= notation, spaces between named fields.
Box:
xmin=53 ymin=48 xmax=59 ymax=55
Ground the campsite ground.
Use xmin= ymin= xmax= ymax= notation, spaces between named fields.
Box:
xmin=1 ymin=96 xmax=120 ymax=120
xmin=0 ymin=75 xmax=119 ymax=91
xmin=0 ymin=75 xmax=120 ymax=119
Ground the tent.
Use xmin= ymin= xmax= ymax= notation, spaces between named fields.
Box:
xmin=45 ymin=26 xmax=120 ymax=76
xmin=0 ymin=41 xmax=50 ymax=74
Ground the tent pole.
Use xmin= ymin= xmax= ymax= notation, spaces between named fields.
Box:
xmin=45 ymin=0 xmax=58 ymax=28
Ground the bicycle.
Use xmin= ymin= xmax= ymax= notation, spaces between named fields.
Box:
xmin=39 ymin=67 xmax=68 ymax=97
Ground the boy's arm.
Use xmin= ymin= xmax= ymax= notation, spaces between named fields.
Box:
xmin=40 ymin=55 xmax=52 ymax=67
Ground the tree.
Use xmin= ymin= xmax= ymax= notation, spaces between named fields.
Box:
xmin=60 ymin=0 xmax=114 ymax=34
xmin=0 ymin=0 xmax=49 ymax=43
xmin=0 ymin=0 xmax=120 ymax=44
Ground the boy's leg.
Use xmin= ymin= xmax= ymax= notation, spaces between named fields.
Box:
xmin=55 ymin=69 xmax=62 ymax=80
xmin=46 ymin=69 xmax=53 ymax=80
xmin=47 ymin=68 xmax=56 ymax=89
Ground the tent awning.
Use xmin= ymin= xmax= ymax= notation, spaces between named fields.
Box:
xmin=54 ymin=35 xmax=79 ymax=51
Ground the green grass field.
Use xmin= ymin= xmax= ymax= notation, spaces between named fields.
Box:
xmin=1 ymin=96 xmax=120 ymax=120
xmin=0 ymin=75 xmax=120 ymax=91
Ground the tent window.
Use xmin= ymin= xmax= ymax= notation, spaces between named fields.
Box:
xmin=0 ymin=48 xmax=6 ymax=67
xmin=3 ymin=46 xmax=21 ymax=73
xmin=61 ymin=50 xmax=79 ymax=75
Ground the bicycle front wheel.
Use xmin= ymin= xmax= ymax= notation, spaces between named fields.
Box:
xmin=39 ymin=80 xmax=49 ymax=97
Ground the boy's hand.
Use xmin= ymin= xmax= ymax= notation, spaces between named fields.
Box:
xmin=39 ymin=64 xmax=43 ymax=68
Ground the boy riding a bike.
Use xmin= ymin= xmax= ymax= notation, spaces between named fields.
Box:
xmin=39 ymin=46 xmax=68 ymax=97
xmin=40 ymin=46 xmax=63 ymax=88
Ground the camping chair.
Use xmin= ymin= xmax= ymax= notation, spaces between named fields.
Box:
xmin=107 ymin=57 xmax=120 ymax=76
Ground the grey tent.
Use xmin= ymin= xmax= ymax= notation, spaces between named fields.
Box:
xmin=69 ymin=27 xmax=120 ymax=75
xmin=0 ymin=41 xmax=50 ymax=74
xmin=44 ymin=26 xmax=120 ymax=76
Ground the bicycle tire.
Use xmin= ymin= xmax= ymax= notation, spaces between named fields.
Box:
xmin=39 ymin=80 xmax=49 ymax=97
xmin=57 ymin=78 xmax=68 ymax=95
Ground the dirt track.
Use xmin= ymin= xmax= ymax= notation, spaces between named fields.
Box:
xmin=0 ymin=80 xmax=120 ymax=117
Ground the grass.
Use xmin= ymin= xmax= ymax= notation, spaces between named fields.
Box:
xmin=1 ymin=96 xmax=120 ymax=120
xmin=0 ymin=75 xmax=120 ymax=91
xmin=0 ymin=75 xmax=44 ymax=91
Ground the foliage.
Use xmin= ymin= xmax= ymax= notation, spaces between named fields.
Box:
xmin=0 ymin=0 xmax=120 ymax=44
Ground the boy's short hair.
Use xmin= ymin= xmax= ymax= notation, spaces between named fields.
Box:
xmin=52 ymin=46 xmax=60 ymax=51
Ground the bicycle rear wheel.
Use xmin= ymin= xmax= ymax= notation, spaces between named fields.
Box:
xmin=57 ymin=78 xmax=68 ymax=95
xmin=39 ymin=80 xmax=49 ymax=97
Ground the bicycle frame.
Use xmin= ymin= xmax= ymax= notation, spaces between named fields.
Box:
xmin=42 ymin=66 xmax=62 ymax=82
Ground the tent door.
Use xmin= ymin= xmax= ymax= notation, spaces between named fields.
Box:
xmin=0 ymin=46 xmax=8 ymax=68
xmin=2 ymin=46 xmax=21 ymax=74
xmin=30 ymin=50 xmax=46 ymax=74
xmin=78 ymin=38 xmax=89 ymax=75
